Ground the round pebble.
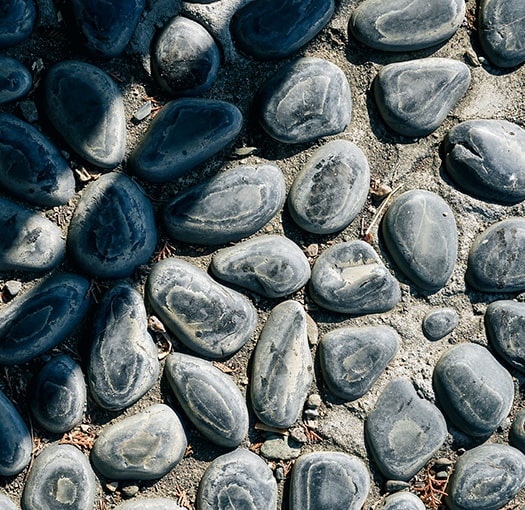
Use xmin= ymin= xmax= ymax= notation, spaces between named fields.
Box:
xmin=422 ymin=307 xmax=458 ymax=341
xmin=379 ymin=491 xmax=425 ymax=510
xmin=0 ymin=0 xmax=36 ymax=48
xmin=0 ymin=494 xmax=18 ymax=510
xmin=509 ymin=408 xmax=525 ymax=453
xmin=0 ymin=57 xmax=31 ymax=105
xmin=114 ymin=499 xmax=185 ymax=510
xmin=260 ymin=435 xmax=302 ymax=461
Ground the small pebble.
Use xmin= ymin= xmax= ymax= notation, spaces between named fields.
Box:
xmin=422 ymin=308 xmax=458 ymax=341
xmin=306 ymin=394 xmax=322 ymax=409
xmin=121 ymin=484 xmax=140 ymax=499
xmin=378 ymin=491 xmax=425 ymax=510
xmin=18 ymin=99 xmax=39 ymax=122
xmin=260 ymin=435 xmax=302 ymax=460
xmin=384 ymin=480 xmax=410 ymax=493
xmin=509 ymin=408 xmax=525 ymax=453
xmin=4 ymin=280 xmax=21 ymax=297
xmin=114 ymin=499 xmax=185 ymax=510
xmin=0 ymin=56 xmax=32 ymax=105
xmin=133 ymin=101 xmax=152 ymax=122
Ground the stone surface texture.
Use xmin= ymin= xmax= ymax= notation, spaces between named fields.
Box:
xmin=114 ymin=499 xmax=185 ymax=510
xmin=422 ymin=307 xmax=459 ymax=341
xmin=0 ymin=0 xmax=36 ymax=48
xmin=379 ymin=492 xmax=426 ymax=510
xmin=0 ymin=57 xmax=31 ymax=105
xmin=510 ymin=409 xmax=525 ymax=453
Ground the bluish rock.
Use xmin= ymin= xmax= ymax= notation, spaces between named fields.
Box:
xmin=423 ymin=308 xmax=458 ymax=341
xmin=0 ymin=0 xmax=36 ymax=48
xmin=114 ymin=500 xmax=185 ymax=510
xmin=0 ymin=57 xmax=31 ymax=104
xmin=379 ymin=492 xmax=425 ymax=510
xmin=510 ymin=408 xmax=525 ymax=453
xmin=0 ymin=494 xmax=18 ymax=510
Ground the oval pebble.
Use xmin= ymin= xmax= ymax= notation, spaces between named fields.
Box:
xmin=379 ymin=492 xmax=425 ymax=510
xmin=114 ymin=499 xmax=185 ymax=510
xmin=0 ymin=57 xmax=31 ymax=105
xmin=0 ymin=494 xmax=18 ymax=510
xmin=510 ymin=408 xmax=525 ymax=453
xmin=422 ymin=307 xmax=458 ymax=341
xmin=0 ymin=0 xmax=36 ymax=48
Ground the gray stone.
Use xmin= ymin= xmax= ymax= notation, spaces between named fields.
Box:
xmin=163 ymin=164 xmax=286 ymax=245
xmin=257 ymin=57 xmax=352 ymax=144
xmin=4 ymin=280 xmax=21 ymax=297
xmin=91 ymin=404 xmax=187 ymax=480
xmin=510 ymin=408 xmax=525 ymax=453
xmin=19 ymin=99 xmax=38 ymax=123
xmin=433 ymin=343 xmax=514 ymax=437
xmin=423 ymin=307 xmax=458 ymax=341
xmin=0 ymin=0 xmax=36 ymax=48
xmin=114 ymin=499 xmax=185 ymax=510
xmin=365 ymin=378 xmax=447 ymax=481
xmin=288 ymin=140 xmax=370 ymax=234
xmin=310 ymin=240 xmax=400 ymax=315
xmin=379 ymin=492 xmax=425 ymax=510
xmin=0 ymin=494 xmax=18 ymax=510
xmin=260 ymin=435 xmax=302 ymax=460
xmin=147 ymin=257 xmax=257 ymax=358
xmin=133 ymin=100 xmax=151 ymax=122
xmin=165 ymin=352 xmax=249 ymax=447
xmin=0 ymin=57 xmax=31 ymax=105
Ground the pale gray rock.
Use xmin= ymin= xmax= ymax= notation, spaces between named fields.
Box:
xmin=0 ymin=493 xmax=18 ymax=510
xmin=114 ymin=499 xmax=185 ymax=510
xmin=0 ymin=57 xmax=31 ymax=105
xmin=260 ymin=435 xmax=302 ymax=460
xmin=379 ymin=492 xmax=425 ymax=510
xmin=0 ymin=0 xmax=36 ymax=48
xmin=423 ymin=307 xmax=458 ymax=341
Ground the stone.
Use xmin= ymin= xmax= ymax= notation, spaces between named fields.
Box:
xmin=349 ymin=0 xmax=465 ymax=52
xmin=0 ymin=494 xmax=18 ymax=510
xmin=260 ymin=435 xmax=302 ymax=460
xmin=129 ymin=98 xmax=242 ymax=183
xmin=374 ymin=58 xmax=470 ymax=137
xmin=382 ymin=190 xmax=458 ymax=291
xmin=0 ymin=113 xmax=75 ymax=206
xmin=444 ymin=120 xmax=525 ymax=204
xmin=19 ymin=99 xmax=38 ymax=122
xmin=165 ymin=352 xmax=249 ymax=447
xmin=310 ymin=240 xmax=400 ymax=315
xmin=231 ymin=0 xmax=335 ymax=60
xmin=43 ymin=60 xmax=126 ymax=168
xmin=198 ymin=449 xmax=277 ymax=510
xmin=0 ymin=0 xmax=36 ymax=48
xmin=152 ymin=16 xmax=220 ymax=96
xmin=0 ymin=273 xmax=90 ymax=365
xmin=379 ymin=492 xmax=425 ymax=510
xmin=133 ymin=100 xmax=151 ymax=122
xmin=257 ymin=57 xmax=352 ymax=144
xmin=288 ymin=140 xmax=370 ymax=234
xmin=319 ymin=326 xmax=399 ymax=401
xmin=147 ymin=257 xmax=257 ymax=358
xmin=114 ymin=499 xmax=185 ymax=510
xmin=29 ymin=355 xmax=86 ymax=434
xmin=88 ymin=284 xmax=160 ymax=411
xmin=163 ymin=164 xmax=286 ymax=245
xmin=4 ymin=280 xmax=21 ymax=297
xmin=433 ymin=343 xmax=514 ymax=437
xmin=422 ymin=308 xmax=458 ymax=341
xmin=365 ymin=378 xmax=448 ymax=481
xmin=91 ymin=404 xmax=187 ymax=480
xmin=67 ymin=172 xmax=157 ymax=279
xmin=210 ymin=235 xmax=310 ymax=298
xmin=446 ymin=444 xmax=525 ymax=510
xmin=251 ymin=300 xmax=313 ymax=428
xmin=0 ymin=57 xmax=31 ymax=104
xmin=510 ymin=408 xmax=525 ymax=453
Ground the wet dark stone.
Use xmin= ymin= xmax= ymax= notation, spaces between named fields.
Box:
xmin=0 ymin=57 xmax=31 ymax=105
xmin=67 ymin=172 xmax=157 ymax=279
xmin=257 ymin=57 xmax=352 ymax=144
xmin=379 ymin=492 xmax=425 ymax=510
xmin=288 ymin=140 xmax=370 ymax=234
xmin=510 ymin=408 xmax=525 ymax=453
xmin=163 ymin=164 xmax=286 ymax=245
xmin=114 ymin=500 xmax=185 ymax=510
xmin=0 ymin=0 xmax=36 ymax=48
xmin=0 ymin=494 xmax=18 ymax=510
xmin=423 ymin=307 xmax=458 ymax=341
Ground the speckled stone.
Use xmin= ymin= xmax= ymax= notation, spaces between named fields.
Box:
xmin=0 ymin=57 xmax=31 ymax=104
xmin=114 ymin=500 xmax=185 ymax=510
xmin=0 ymin=0 xmax=36 ymax=48
xmin=379 ymin=492 xmax=425 ymax=510
xmin=0 ymin=494 xmax=18 ymax=510
xmin=260 ymin=435 xmax=302 ymax=460
xmin=422 ymin=307 xmax=458 ymax=341
xmin=510 ymin=408 xmax=525 ymax=453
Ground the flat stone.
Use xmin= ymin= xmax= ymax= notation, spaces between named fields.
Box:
xmin=211 ymin=235 xmax=310 ymax=298
xmin=251 ymin=300 xmax=313 ymax=428
xmin=67 ymin=172 xmax=157 ymax=279
xmin=310 ymin=240 xmax=401 ymax=315
xmin=288 ymin=140 xmax=370 ymax=234
xmin=231 ymin=0 xmax=335 ymax=60
xmin=365 ymin=378 xmax=447 ymax=481
xmin=510 ymin=408 xmax=525 ymax=453
xmin=444 ymin=120 xmax=525 ymax=204
xmin=0 ymin=0 xmax=36 ymax=48
xmin=0 ymin=494 xmax=18 ymax=510
xmin=374 ymin=58 xmax=470 ymax=137
xmin=0 ymin=57 xmax=31 ymax=104
xmin=319 ymin=326 xmax=399 ymax=401
xmin=43 ymin=60 xmax=126 ymax=168
xmin=91 ymin=404 xmax=187 ymax=480
xmin=349 ymin=0 xmax=465 ymax=52
xmin=163 ymin=164 xmax=286 ymax=245
xmin=129 ymin=98 xmax=242 ymax=183
xmin=382 ymin=190 xmax=458 ymax=291
xmin=0 ymin=113 xmax=75 ymax=206
xmin=433 ymin=343 xmax=514 ymax=437
xmin=88 ymin=284 xmax=160 ymax=411
xmin=423 ymin=307 xmax=458 ymax=341
xmin=114 ymin=499 xmax=185 ymax=510
xmin=147 ymin=257 xmax=257 ymax=358
xmin=0 ymin=273 xmax=90 ymax=365
xmin=257 ymin=57 xmax=352 ymax=144
xmin=165 ymin=352 xmax=249 ymax=447
xmin=379 ymin=492 xmax=425 ymax=510
xmin=260 ymin=435 xmax=302 ymax=460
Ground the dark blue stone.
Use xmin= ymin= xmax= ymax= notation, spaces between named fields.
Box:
xmin=0 ymin=0 xmax=36 ymax=48
xmin=0 ymin=57 xmax=31 ymax=105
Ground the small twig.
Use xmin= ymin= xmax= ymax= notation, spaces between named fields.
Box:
xmin=364 ymin=183 xmax=404 ymax=238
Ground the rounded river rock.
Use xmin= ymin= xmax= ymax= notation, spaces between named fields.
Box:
xmin=0 ymin=494 xmax=17 ymax=510
xmin=510 ymin=408 xmax=525 ymax=453
xmin=0 ymin=0 xmax=36 ymax=48
xmin=379 ymin=492 xmax=426 ymax=510
xmin=0 ymin=57 xmax=31 ymax=105
xmin=422 ymin=307 xmax=458 ymax=341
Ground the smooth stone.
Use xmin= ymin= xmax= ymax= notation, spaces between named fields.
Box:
xmin=210 ymin=235 xmax=310 ymax=298
xmin=379 ymin=492 xmax=426 ymax=510
xmin=0 ymin=57 xmax=31 ymax=104
xmin=29 ymin=354 xmax=86 ymax=434
xmin=114 ymin=499 xmax=185 ymax=510
xmin=446 ymin=444 xmax=525 ymax=510
xmin=88 ymin=284 xmax=160 ymax=411
xmin=349 ymin=0 xmax=465 ymax=52
xmin=231 ymin=0 xmax=335 ymax=60
xmin=147 ymin=257 xmax=257 ymax=358
xmin=165 ymin=352 xmax=249 ymax=447
xmin=152 ymin=16 xmax=220 ymax=96
xmin=43 ymin=60 xmax=126 ymax=168
xmin=129 ymin=98 xmax=242 ymax=183
xmin=319 ymin=326 xmax=399 ymax=401
xmin=0 ymin=494 xmax=18 ymax=510
xmin=91 ymin=404 xmax=187 ymax=480
xmin=198 ymin=449 xmax=277 ymax=510
xmin=257 ymin=57 xmax=352 ymax=144
xmin=260 ymin=435 xmax=302 ymax=460
xmin=422 ymin=307 xmax=458 ymax=341
xmin=4 ymin=280 xmax=22 ymax=297
xmin=67 ymin=172 xmax=157 ymax=279
xmin=0 ymin=273 xmax=90 ymax=365
xmin=510 ymin=408 xmax=525 ymax=453
xmin=310 ymin=240 xmax=401 ymax=315
xmin=433 ymin=343 xmax=514 ymax=437
xmin=251 ymin=300 xmax=313 ymax=428
xmin=382 ymin=190 xmax=458 ymax=291
xmin=374 ymin=58 xmax=470 ymax=137
xmin=0 ymin=113 xmax=75 ymax=206
xmin=163 ymin=164 xmax=286 ymax=245
xmin=288 ymin=140 xmax=370 ymax=234
xmin=0 ymin=0 xmax=36 ymax=48
xmin=365 ymin=378 xmax=447 ymax=481
xmin=444 ymin=119 xmax=525 ymax=204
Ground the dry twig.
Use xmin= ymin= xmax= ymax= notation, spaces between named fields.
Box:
xmin=60 ymin=427 xmax=96 ymax=453
xmin=412 ymin=465 xmax=449 ymax=509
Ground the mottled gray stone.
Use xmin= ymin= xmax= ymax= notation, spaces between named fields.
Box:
xmin=382 ymin=190 xmax=458 ymax=291
xmin=374 ymin=58 xmax=470 ymax=137
xmin=379 ymin=492 xmax=425 ymax=510
xmin=423 ymin=307 xmax=458 ymax=341
xmin=0 ymin=493 xmax=18 ymax=510
xmin=288 ymin=140 xmax=370 ymax=234
xmin=165 ymin=352 xmax=249 ymax=447
xmin=114 ymin=499 xmax=185 ymax=510
xmin=0 ymin=57 xmax=31 ymax=105
xmin=257 ymin=57 xmax=352 ymax=144
xmin=163 ymin=164 xmax=286 ymax=245
xmin=260 ymin=435 xmax=302 ymax=460
xmin=510 ymin=408 xmax=525 ymax=453
xmin=251 ymin=300 xmax=313 ymax=428
xmin=310 ymin=240 xmax=400 ymax=315
xmin=0 ymin=0 xmax=36 ymax=48
xmin=147 ymin=257 xmax=257 ymax=358
xmin=365 ymin=378 xmax=447 ymax=481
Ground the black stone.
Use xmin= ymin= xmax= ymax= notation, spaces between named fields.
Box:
xmin=0 ymin=0 xmax=36 ymax=48
xmin=379 ymin=492 xmax=426 ymax=510
xmin=114 ymin=500 xmax=185 ymax=510
xmin=422 ymin=308 xmax=458 ymax=341
xmin=510 ymin=408 xmax=525 ymax=453
xmin=0 ymin=57 xmax=31 ymax=104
